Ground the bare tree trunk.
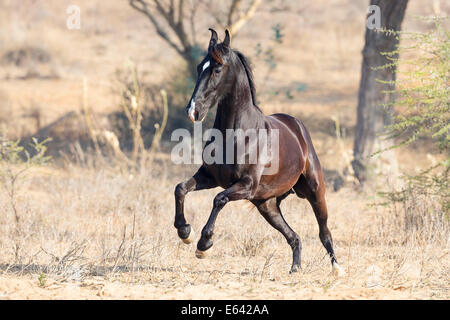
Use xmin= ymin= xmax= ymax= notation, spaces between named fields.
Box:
xmin=352 ymin=0 xmax=408 ymax=185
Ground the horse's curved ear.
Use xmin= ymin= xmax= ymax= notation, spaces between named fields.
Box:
xmin=208 ymin=28 xmax=218 ymax=48
xmin=223 ymin=29 xmax=231 ymax=48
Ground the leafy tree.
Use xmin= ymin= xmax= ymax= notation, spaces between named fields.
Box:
xmin=378 ymin=18 xmax=449 ymax=212
xmin=353 ymin=0 xmax=409 ymax=184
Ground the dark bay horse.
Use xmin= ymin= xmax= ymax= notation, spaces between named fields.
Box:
xmin=174 ymin=29 xmax=343 ymax=274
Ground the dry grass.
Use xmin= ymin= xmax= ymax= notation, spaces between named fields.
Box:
xmin=0 ymin=0 xmax=448 ymax=299
xmin=0 ymin=156 xmax=447 ymax=299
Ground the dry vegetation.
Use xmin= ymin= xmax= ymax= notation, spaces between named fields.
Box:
xmin=0 ymin=0 xmax=448 ymax=299
xmin=0 ymin=160 xmax=448 ymax=299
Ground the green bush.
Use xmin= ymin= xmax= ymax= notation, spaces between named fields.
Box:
xmin=378 ymin=17 xmax=449 ymax=213
xmin=0 ymin=136 xmax=50 ymax=261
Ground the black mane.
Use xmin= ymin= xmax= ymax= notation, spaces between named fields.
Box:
xmin=234 ymin=50 xmax=260 ymax=110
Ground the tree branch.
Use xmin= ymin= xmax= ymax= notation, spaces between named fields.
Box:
xmin=152 ymin=0 xmax=191 ymax=54
xmin=227 ymin=0 xmax=241 ymax=27
xmin=129 ymin=0 xmax=184 ymax=56
xmin=229 ymin=0 xmax=261 ymax=35
xmin=177 ymin=0 xmax=184 ymax=25
xmin=189 ymin=1 xmax=198 ymax=44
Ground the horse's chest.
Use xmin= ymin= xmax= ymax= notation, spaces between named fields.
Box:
xmin=204 ymin=163 xmax=242 ymax=188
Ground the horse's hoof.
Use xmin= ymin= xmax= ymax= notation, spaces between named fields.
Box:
xmin=289 ymin=265 xmax=300 ymax=274
xmin=332 ymin=262 xmax=346 ymax=277
xmin=177 ymin=224 xmax=192 ymax=244
xmin=181 ymin=228 xmax=195 ymax=244
xmin=195 ymin=249 xmax=207 ymax=259
xmin=197 ymin=237 xmax=213 ymax=251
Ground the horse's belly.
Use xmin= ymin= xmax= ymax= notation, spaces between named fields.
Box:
xmin=254 ymin=158 xmax=303 ymax=199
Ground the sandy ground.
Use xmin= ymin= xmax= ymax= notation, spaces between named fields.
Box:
xmin=0 ymin=1 xmax=448 ymax=300
xmin=0 ymin=161 xmax=448 ymax=301
xmin=0 ymin=268 xmax=442 ymax=300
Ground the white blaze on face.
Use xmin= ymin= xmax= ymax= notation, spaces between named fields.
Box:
xmin=188 ymin=60 xmax=210 ymax=122
xmin=202 ymin=60 xmax=210 ymax=72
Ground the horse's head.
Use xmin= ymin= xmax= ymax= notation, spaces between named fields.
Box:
xmin=186 ymin=28 xmax=233 ymax=122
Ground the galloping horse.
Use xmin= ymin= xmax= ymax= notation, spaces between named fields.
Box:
xmin=174 ymin=29 xmax=343 ymax=274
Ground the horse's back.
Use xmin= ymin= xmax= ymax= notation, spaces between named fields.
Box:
xmin=267 ymin=113 xmax=313 ymax=157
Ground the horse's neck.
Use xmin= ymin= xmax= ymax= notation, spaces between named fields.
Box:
xmin=213 ymin=79 xmax=264 ymax=132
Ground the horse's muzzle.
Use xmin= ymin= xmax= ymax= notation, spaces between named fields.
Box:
xmin=186 ymin=105 xmax=199 ymax=122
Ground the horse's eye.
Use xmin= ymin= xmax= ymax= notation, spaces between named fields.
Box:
xmin=214 ymin=68 xmax=221 ymax=74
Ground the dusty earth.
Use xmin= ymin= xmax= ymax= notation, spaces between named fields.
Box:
xmin=0 ymin=274 xmax=438 ymax=300
xmin=0 ymin=1 xmax=448 ymax=300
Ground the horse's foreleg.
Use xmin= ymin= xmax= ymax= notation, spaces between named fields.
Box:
xmin=174 ymin=167 xmax=217 ymax=244
xmin=196 ymin=177 xmax=253 ymax=258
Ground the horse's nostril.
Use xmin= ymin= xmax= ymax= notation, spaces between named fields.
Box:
xmin=187 ymin=104 xmax=197 ymax=122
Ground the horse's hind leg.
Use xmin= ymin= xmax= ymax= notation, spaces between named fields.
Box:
xmin=174 ymin=166 xmax=217 ymax=244
xmin=252 ymin=197 xmax=301 ymax=273
xmin=294 ymin=174 xmax=344 ymax=275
